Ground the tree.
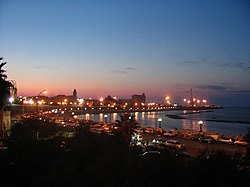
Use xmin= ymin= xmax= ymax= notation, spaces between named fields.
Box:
xmin=10 ymin=119 xmax=60 ymax=140
xmin=0 ymin=58 xmax=7 ymax=80
xmin=0 ymin=57 xmax=16 ymax=110
xmin=115 ymin=113 xmax=139 ymax=144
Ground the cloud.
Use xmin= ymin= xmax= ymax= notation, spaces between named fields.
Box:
xmin=233 ymin=62 xmax=250 ymax=71
xmin=180 ymin=56 xmax=250 ymax=72
xmin=110 ymin=67 xmax=136 ymax=74
xmin=195 ymin=85 xmax=229 ymax=91
xmin=213 ymin=60 xmax=250 ymax=71
xmin=181 ymin=58 xmax=208 ymax=65
xmin=225 ymin=90 xmax=250 ymax=93
xmin=195 ymin=84 xmax=250 ymax=94
xmin=174 ymin=81 xmax=235 ymax=91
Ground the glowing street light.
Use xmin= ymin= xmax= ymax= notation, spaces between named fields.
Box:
xmin=77 ymin=98 xmax=84 ymax=115
xmin=8 ymin=97 xmax=14 ymax=104
xmin=158 ymin=118 xmax=162 ymax=128
xmin=8 ymin=97 xmax=14 ymax=118
xmin=198 ymin=121 xmax=203 ymax=132
xmin=77 ymin=98 xmax=84 ymax=104
xmin=100 ymin=97 xmax=104 ymax=106
xmin=37 ymin=90 xmax=47 ymax=97
xmin=104 ymin=114 xmax=108 ymax=123
xmin=157 ymin=96 xmax=171 ymax=105
xmin=36 ymin=90 xmax=47 ymax=113
xmin=28 ymin=99 xmax=34 ymax=105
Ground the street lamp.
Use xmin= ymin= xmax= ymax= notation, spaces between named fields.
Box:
xmin=77 ymin=98 xmax=84 ymax=115
xmin=104 ymin=114 xmax=108 ymax=123
xmin=199 ymin=121 xmax=203 ymax=132
xmin=157 ymin=96 xmax=170 ymax=105
xmin=37 ymin=90 xmax=47 ymax=97
xmin=158 ymin=118 xmax=162 ymax=128
xmin=36 ymin=90 xmax=47 ymax=113
xmin=8 ymin=97 xmax=14 ymax=104
xmin=155 ymin=96 xmax=169 ymax=128
xmin=8 ymin=97 xmax=14 ymax=118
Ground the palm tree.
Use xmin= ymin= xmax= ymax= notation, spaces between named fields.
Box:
xmin=0 ymin=58 xmax=15 ymax=110
xmin=115 ymin=113 xmax=139 ymax=144
xmin=0 ymin=58 xmax=7 ymax=80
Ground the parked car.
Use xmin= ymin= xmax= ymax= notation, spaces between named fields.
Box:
xmin=165 ymin=140 xmax=185 ymax=149
xmin=198 ymin=136 xmax=215 ymax=144
xmin=138 ymin=151 xmax=161 ymax=157
xmin=137 ymin=151 xmax=161 ymax=161
xmin=218 ymin=137 xmax=234 ymax=144
xmin=152 ymin=138 xmax=166 ymax=145
xmin=163 ymin=129 xmax=177 ymax=137
xmin=144 ymin=127 xmax=154 ymax=134
xmin=234 ymin=139 xmax=249 ymax=146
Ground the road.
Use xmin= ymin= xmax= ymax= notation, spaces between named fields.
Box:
xmin=142 ymin=133 xmax=247 ymax=157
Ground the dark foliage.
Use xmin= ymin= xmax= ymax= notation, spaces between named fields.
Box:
xmin=115 ymin=113 xmax=139 ymax=145
xmin=0 ymin=119 xmax=250 ymax=187
xmin=0 ymin=58 xmax=16 ymax=110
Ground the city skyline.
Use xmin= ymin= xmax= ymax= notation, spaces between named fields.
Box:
xmin=1 ymin=0 xmax=250 ymax=106
xmin=19 ymin=88 xmax=205 ymax=107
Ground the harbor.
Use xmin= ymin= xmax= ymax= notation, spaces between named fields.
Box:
xmin=10 ymin=105 xmax=250 ymax=137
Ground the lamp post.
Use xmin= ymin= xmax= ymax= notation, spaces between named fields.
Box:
xmin=77 ymin=98 xmax=84 ymax=116
xmin=104 ymin=114 xmax=108 ymax=123
xmin=155 ymin=96 xmax=169 ymax=128
xmin=199 ymin=121 xmax=203 ymax=132
xmin=8 ymin=97 xmax=14 ymax=119
xmin=36 ymin=90 xmax=47 ymax=113
xmin=158 ymin=118 xmax=162 ymax=128
xmin=157 ymin=96 xmax=170 ymax=105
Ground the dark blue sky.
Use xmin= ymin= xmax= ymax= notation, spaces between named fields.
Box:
xmin=1 ymin=0 xmax=250 ymax=106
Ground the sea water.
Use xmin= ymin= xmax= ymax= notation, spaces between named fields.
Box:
xmin=155 ymin=107 xmax=250 ymax=136
xmin=89 ymin=107 xmax=250 ymax=136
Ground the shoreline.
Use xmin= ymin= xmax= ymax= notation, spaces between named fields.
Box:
xmin=206 ymin=119 xmax=250 ymax=124
xmin=166 ymin=114 xmax=250 ymax=125
xmin=11 ymin=104 xmax=223 ymax=116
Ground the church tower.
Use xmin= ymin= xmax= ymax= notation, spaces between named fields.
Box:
xmin=73 ymin=89 xmax=77 ymax=98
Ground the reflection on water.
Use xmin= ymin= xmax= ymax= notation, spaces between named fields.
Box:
xmin=112 ymin=113 xmax=118 ymax=121
xmin=89 ymin=112 xmax=118 ymax=123
xmin=99 ymin=113 xmax=103 ymax=122
xmin=81 ymin=110 xmax=250 ymax=136
xmin=89 ymin=111 xmax=207 ymax=132
xmin=181 ymin=120 xmax=207 ymax=132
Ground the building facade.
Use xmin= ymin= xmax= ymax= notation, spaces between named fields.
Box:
xmin=131 ymin=93 xmax=146 ymax=106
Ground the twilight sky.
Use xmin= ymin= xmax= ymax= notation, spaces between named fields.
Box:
xmin=1 ymin=0 xmax=250 ymax=106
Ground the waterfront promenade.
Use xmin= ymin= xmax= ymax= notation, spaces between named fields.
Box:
xmin=8 ymin=104 xmax=249 ymax=157
xmin=11 ymin=103 xmax=223 ymax=116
